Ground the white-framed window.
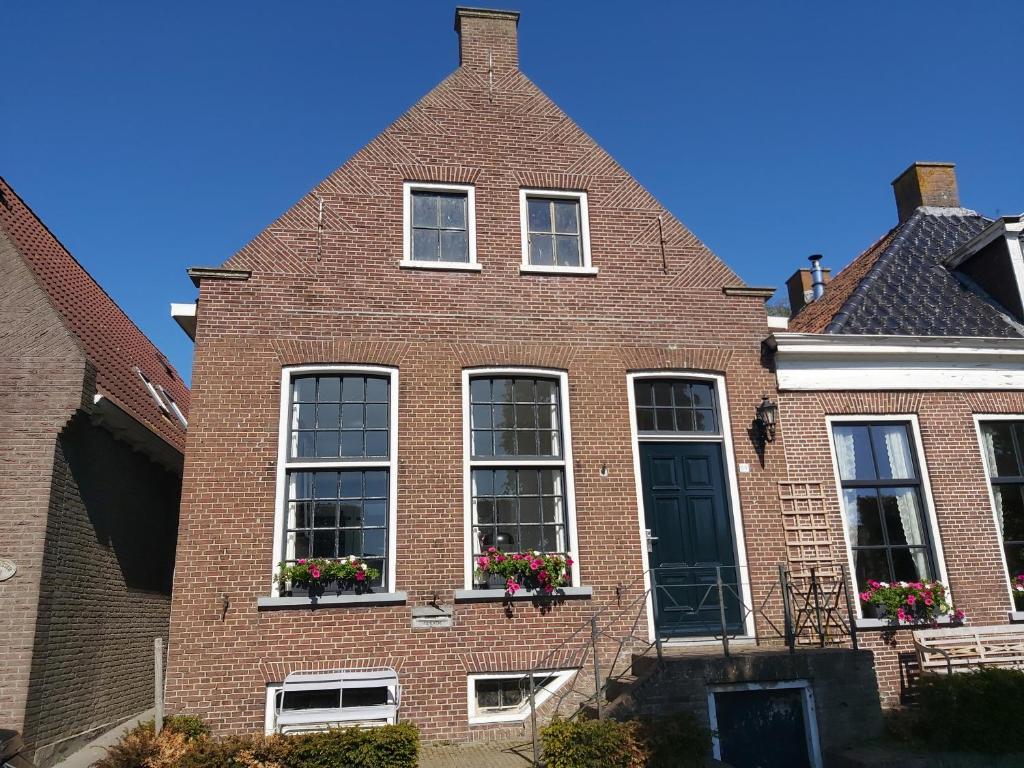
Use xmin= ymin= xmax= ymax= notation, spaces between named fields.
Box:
xmin=518 ymin=188 xmax=596 ymax=275
xmin=974 ymin=415 xmax=1024 ymax=586
xmin=461 ymin=368 xmax=580 ymax=588
xmin=156 ymin=384 xmax=188 ymax=429
xmin=826 ymin=415 xmax=948 ymax=615
xmin=271 ymin=365 xmax=399 ymax=594
xmin=467 ymin=670 xmax=575 ymax=724
xmin=265 ymin=669 xmax=401 ymax=734
xmin=134 ymin=366 xmax=170 ymax=416
xmin=401 ymin=182 xmax=480 ymax=271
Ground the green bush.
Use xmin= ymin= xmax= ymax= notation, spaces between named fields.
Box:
xmin=914 ymin=668 xmax=1024 ymax=754
xmin=96 ymin=720 xmax=418 ymax=768
xmin=636 ymin=712 xmax=712 ymax=768
xmin=541 ymin=718 xmax=643 ymax=768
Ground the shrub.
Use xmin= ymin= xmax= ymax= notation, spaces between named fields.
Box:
xmin=96 ymin=721 xmax=418 ymax=768
xmin=913 ymin=668 xmax=1024 ymax=754
xmin=635 ymin=712 xmax=711 ymax=768
xmin=541 ymin=718 xmax=643 ymax=768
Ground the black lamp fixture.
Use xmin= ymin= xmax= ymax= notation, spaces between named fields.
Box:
xmin=756 ymin=394 xmax=779 ymax=443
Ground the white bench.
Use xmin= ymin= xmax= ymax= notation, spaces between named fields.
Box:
xmin=273 ymin=668 xmax=401 ymax=734
xmin=913 ymin=625 xmax=1024 ymax=675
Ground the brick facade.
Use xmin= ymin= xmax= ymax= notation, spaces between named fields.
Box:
xmin=164 ymin=8 xmax=797 ymax=740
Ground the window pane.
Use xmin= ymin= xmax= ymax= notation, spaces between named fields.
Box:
xmin=871 ymin=424 xmax=916 ymax=480
xmin=341 ymin=403 xmax=364 ymax=428
xmin=440 ymin=230 xmax=469 ymax=262
xmin=693 ymin=409 xmax=716 ymax=433
xmin=339 ymin=502 xmax=361 ymax=527
xmin=365 ymin=431 xmax=388 ymax=457
xmin=514 ymin=378 xmax=536 ymax=402
xmin=340 ymin=431 xmax=363 ymax=457
xmin=690 ymin=382 xmax=714 ymax=407
xmin=553 ymin=199 xmax=579 ymax=234
xmin=983 ymin=423 xmax=1021 ymax=477
xmin=853 ymin=548 xmax=890 ymax=592
xmin=363 ymin=529 xmax=386 ymax=557
xmin=412 ymin=192 xmax=438 ymax=228
xmin=476 ymin=681 xmax=501 ymax=709
xmin=637 ymin=408 xmax=655 ymax=431
xmin=1006 ymin=541 xmax=1024 ymax=578
xmin=283 ymin=690 xmax=340 ymax=711
xmin=653 ymin=382 xmax=672 ymax=406
xmin=470 ymin=378 xmax=490 ymax=403
xmin=364 ymin=500 xmax=387 ymax=527
xmin=344 ymin=687 xmax=388 ymax=708
xmin=412 ymin=228 xmax=439 ymax=261
xmin=881 ymin=488 xmax=927 ymax=547
xmin=365 ymin=470 xmax=387 ymax=498
xmin=316 ymin=403 xmax=339 ymax=429
xmin=675 ymin=409 xmax=695 ymax=432
xmin=342 ymin=377 xmax=364 ymax=402
xmin=554 ymin=235 xmax=581 ymax=267
xmin=471 ymin=404 xmax=492 ymax=429
xmin=527 ymin=198 xmax=551 ymax=232
xmin=655 ymin=409 xmax=674 ymax=430
xmin=340 ymin=472 xmax=362 ymax=498
xmin=841 ymin=489 xmax=884 ymax=546
xmin=292 ymin=376 xmax=316 ymax=402
xmin=492 ymin=403 xmax=514 ymax=429
xmin=365 ymin=403 xmax=387 ymax=429
xmin=440 ymin=194 xmax=466 ymax=229
xmin=313 ymin=501 xmax=337 ymax=528
xmin=891 ymin=548 xmax=931 ymax=582
xmin=295 ymin=403 xmax=316 ymax=429
xmin=472 ymin=430 xmax=493 ymax=457
xmin=635 ymin=383 xmax=653 ymax=407
xmin=365 ymin=377 xmax=388 ymax=402
xmin=312 ymin=530 xmax=336 ymax=557
xmin=516 ymin=404 xmax=537 ymax=428
xmin=997 ymin=485 xmax=1024 ymax=543
xmin=529 ymin=233 xmax=554 ymax=265
xmin=319 ymin=377 xmax=342 ymax=402
xmin=832 ymin=426 xmax=875 ymax=481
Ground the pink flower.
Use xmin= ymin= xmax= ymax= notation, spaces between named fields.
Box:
xmin=906 ymin=594 xmax=916 ymax=606
xmin=355 ymin=571 xmax=366 ymax=582
xmin=310 ymin=566 xmax=321 ymax=579
xmin=477 ymin=556 xmax=490 ymax=569
xmin=565 ymin=557 xmax=574 ymax=567
xmin=487 ymin=546 xmax=497 ymax=554
xmin=530 ymin=560 xmax=540 ymax=571
xmin=506 ymin=579 xmax=520 ymax=594
xmin=495 ymin=555 xmax=506 ymax=563
xmin=512 ymin=554 xmax=522 ymax=561
xmin=896 ymin=608 xmax=907 ymax=622
xmin=954 ymin=609 xmax=965 ymax=621
xmin=924 ymin=597 xmax=933 ymax=606
xmin=538 ymin=570 xmax=549 ymax=582
xmin=859 ymin=592 xmax=871 ymax=603
xmin=297 ymin=559 xmax=307 ymax=565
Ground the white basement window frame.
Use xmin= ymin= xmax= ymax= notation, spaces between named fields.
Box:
xmin=467 ymin=670 xmax=575 ymax=724
xmin=265 ymin=668 xmax=401 ymax=734
xmin=400 ymin=181 xmax=481 ymax=272
xmin=461 ymin=367 xmax=582 ymax=590
xmin=518 ymin=188 xmax=596 ymax=275
xmin=270 ymin=365 xmax=400 ymax=596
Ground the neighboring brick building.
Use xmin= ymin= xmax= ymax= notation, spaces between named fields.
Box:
xmin=0 ymin=178 xmax=188 ymax=766
xmin=166 ymin=4 xmax=865 ymax=754
xmin=774 ymin=161 xmax=1024 ymax=705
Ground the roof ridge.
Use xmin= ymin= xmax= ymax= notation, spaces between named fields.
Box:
xmin=825 ymin=211 xmax=926 ymax=334
xmin=0 ymin=175 xmax=187 ymax=385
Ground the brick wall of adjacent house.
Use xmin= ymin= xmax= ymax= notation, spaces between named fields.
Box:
xmin=779 ymin=389 xmax=1020 ymax=706
xmin=0 ymin=232 xmax=89 ymax=738
xmin=1 ymin=231 xmax=181 ymax=764
xmin=25 ymin=416 xmax=180 ymax=767
xmin=164 ymin=14 xmax=796 ymax=740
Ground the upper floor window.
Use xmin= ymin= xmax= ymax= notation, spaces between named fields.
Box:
xmin=401 ymin=182 xmax=479 ymax=271
xmin=831 ymin=421 xmax=938 ymax=598
xmin=519 ymin=189 xmax=595 ymax=275
xmin=634 ymin=379 xmax=718 ymax=435
xmin=465 ymin=372 xmax=576 ymax=583
xmin=979 ymin=420 xmax=1024 ymax=582
xmin=275 ymin=367 xmax=397 ymax=593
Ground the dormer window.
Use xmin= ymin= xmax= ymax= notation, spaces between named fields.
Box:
xmin=946 ymin=215 xmax=1024 ymax=324
xmin=519 ymin=189 xmax=596 ymax=275
xmin=401 ymin=182 xmax=479 ymax=271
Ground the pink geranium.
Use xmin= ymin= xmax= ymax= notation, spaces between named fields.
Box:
xmin=355 ymin=571 xmax=366 ymax=582
xmin=309 ymin=566 xmax=320 ymax=579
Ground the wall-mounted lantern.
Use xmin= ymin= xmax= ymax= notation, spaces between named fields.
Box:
xmin=756 ymin=395 xmax=779 ymax=443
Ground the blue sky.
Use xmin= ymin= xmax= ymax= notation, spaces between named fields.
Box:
xmin=4 ymin=2 xmax=1023 ymax=382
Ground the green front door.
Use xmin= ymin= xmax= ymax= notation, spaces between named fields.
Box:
xmin=640 ymin=441 xmax=741 ymax=637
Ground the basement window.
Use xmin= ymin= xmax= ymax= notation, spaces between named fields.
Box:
xmin=519 ymin=189 xmax=595 ymax=275
xmin=401 ymin=182 xmax=479 ymax=271
xmin=468 ymin=671 xmax=573 ymax=724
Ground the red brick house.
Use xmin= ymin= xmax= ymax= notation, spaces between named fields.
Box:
xmin=165 ymin=9 xmax=888 ymax=765
xmin=0 ymin=178 xmax=188 ymax=765
xmin=773 ymin=161 xmax=1024 ymax=705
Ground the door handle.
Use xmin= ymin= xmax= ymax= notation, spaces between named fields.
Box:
xmin=645 ymin=528 xmax=659 ymax=553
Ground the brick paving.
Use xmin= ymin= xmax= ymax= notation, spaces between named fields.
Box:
xmin=420 ymin=740 xmax=536 ymax=768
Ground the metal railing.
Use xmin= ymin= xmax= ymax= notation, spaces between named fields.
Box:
xmin=522 ymin=563 xmax=857 ymax=766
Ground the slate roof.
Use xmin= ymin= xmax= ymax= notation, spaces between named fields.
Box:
xmin=0 ymin=177 xmax=190 ymax=452
xmin=789 ymin=207 xmax=1023 ymax=338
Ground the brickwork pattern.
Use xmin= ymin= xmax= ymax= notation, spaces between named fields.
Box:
xmin=165 ymin=12 xmax=791 ymax=741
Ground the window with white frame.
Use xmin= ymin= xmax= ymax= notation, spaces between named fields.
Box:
xmin=402 ymin=182 xmax=477 ymax=267
xmin=519 ymin=189 xmax=592 ymax=271
xmin=467 ymin=373 xmax=573 ymax=573
xmin=831 ymin=421 xmax=938 ymax=594
xmin=278 ymin=368 xmax=396 ymax=591
xmin=978 ymin=420 xmax=1024 ymax=581
xmin=468 ymin=671 xmax=574 ymax=724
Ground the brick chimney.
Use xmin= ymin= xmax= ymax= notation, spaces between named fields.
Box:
xmin=891 ymin=162 xmax=960 ymax=222
xmin=455 ymin=7 xmax=520 ymax=73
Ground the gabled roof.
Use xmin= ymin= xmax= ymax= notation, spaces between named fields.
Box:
xmin=789 ymin=207 xmax=1022 ymax=338
xmin=0 ymin=177 xmax=190 ymax=452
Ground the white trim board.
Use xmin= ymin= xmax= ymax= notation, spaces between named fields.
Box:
xmin=771 ymin=332 xmax=1024 ymax=391
xmin=824 ymin=414 xmax=950 ymax=619
xmin=625 ymin=371 xmax=755 ymax=643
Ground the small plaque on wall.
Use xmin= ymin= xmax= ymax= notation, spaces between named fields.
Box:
xmin=411 ymin=604 xmax=454 ymax=630
xmin=0 ymin=559 xmax=16 ymax=582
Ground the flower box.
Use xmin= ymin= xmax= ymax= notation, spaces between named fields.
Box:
xmin=859 ymin=579 xmax=964 ymax=626
xmin=1011 ymin=574 xmax=1024 ymax=611
xmin=277 ymin=557 xmax=381 ymax=597
xmin=474 ymin=548 xmax=573 ymax=596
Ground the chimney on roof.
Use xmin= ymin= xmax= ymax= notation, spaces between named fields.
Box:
xmin=786 ymin=255 xmax=831 ymax=315
xmin=891 ymin=162 xmax=960 ymax=222
xmin=455 ymin=7 xmax=520 ymax=73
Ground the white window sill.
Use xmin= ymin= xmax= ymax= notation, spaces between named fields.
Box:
xmin=454 ymin=586 xmax=593 ymax=603
xmin=469 ymin=711 xmax=533 ymax=725
xmin=399 ymin=260 xmax=482 ymax=272
xmin=258 ymin=592 xmax=408 ymax=609
xmin=855 ymin=615 xmax=956 ymax=631
xmin=519 ymin=265 xmax=598 ymax=276
xmin=1010 ymin=611 xmax=1024 ymax=623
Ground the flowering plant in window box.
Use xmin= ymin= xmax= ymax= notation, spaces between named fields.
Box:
xmin=474 ymin=547 xmax=573 ymax=595
xmin=277 ymin=556 xmax=381 ymax=596
xmin=1011 ymin=573 xmax=1024 ymax=611
xmin=859 ymin=580 xmax=964 ymax=625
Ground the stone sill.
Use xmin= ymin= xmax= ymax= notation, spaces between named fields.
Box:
xmin=453 ymin=586 xmax=593 ymax=603
xmin=398 ymin=260 xmax=482 ymax=272
xmin=1009 ymin=611 xmax=1024 ymax=623
xmin=519 ymin=265 xmax=598 ymax=276
xmin=855 ymin=615 xmax=955 ymax=631
xmin=257 ymin=592 xmax=408 ymax=610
